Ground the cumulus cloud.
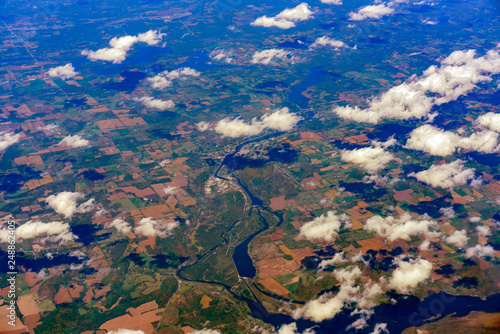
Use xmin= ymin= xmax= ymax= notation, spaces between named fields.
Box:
xmin=466 ymin=244 xmax=494 ymax=258
xmin=46 ymin=191 xmax=94 ymax=218
xmin=476 ymin=112 xmax=500 ymax=132
xmin=318 ymin=252 xmax=348 ymax=270
xmin=191 ymin=329 xmax=222 ymax=334
xmin=346 ymin=309 xmax=374 ymax=331
xmin=134 ymin=217 xmax=179 ymax=238
xmin=108 ymin=330 xmax=145 ymax=334
xmin=333 ymin=48 xmax=500 ymax=124
xmin=47 ymin=63 xmax=78 ymax=80
xmin=409 ymin=160 xmax=477 ymax=188
xmin=405 ymin=125 xmax=499 ymax=156
xmin=349 ymin=4 xmax=394 ymax=21
xmin=58 ymin=134 xmax=90 ymax=148
xmin=364 ymin=213 xmax=440 ymax=241
xmin=320 ymin=0 xmax=342 ymax=4
xmin=146 ymin=67 xmax=200 ymax=90
xmin=210 ymin=50 xmax=233 ymax=63
xmin=390 ymin=257 xmax=432 ymax=293
xmin=214 ymin=107 xmax=302 ymax=138
xmin=197 ymin=121 xmax=211 ymax=132
xmin=444 ymin=229 xmax=468 ymax=248
xmin=0 ymin=220 xmax=77 ymax=244
xmin=251 ymin=49 xmax=292 ymax=65
xmin=294 ymin=266 xmax=383 ymax=322
xmin=108 ymin=218 xmax=132 ymax=234
xmin=0 ymin=132 xmax=21 ymax=150
xmin=134 ymin=96 xmax=175 ymax=110
xmin=82 ymin=30 xmax=165 ymax=64
xmin=439 ymin=207 xmax=455 ymax=218
xmin=341 ymin=146 xmax=394 ymax=174
xmin=300 ymin=211 xmax=352 ymax=242
xmin=251 ymin=3 xmax=313 ymax=29
xmin=476 ymin=225 xmax=491 ymax=237
xmin=310 ymin=37 xmax=348 ymax=50
xmin=276 ymin=323 xmax=315 ymax=334
xmin=163 ymin=186 xmax=179 ymax=195
xmin=371 ymin=323 xmax=389 ymax=334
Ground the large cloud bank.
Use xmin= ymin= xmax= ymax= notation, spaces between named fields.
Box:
xmin=214 ymin=107 xmax=302 ymax=137
xmin=300 ymin=211 xmax=352 ymax=242
xmin=409 ymin=160 xmax=477 ymax=188
xmin=46 ymin=192 xmax=95 ymax=218
xmin=405 ymin=125 xmax=499 ymax=156
xmin=82 ymin=30 xmax=165 ymax=64
xmin=334 ymin=48 xmax=500 ymax=124
xmin=364 ymin=213 xmax=440 ymax=241
xmin=47 ymin=63 xmax=78 ymax=80
xmin=476 ymin=112 xmax=500 ymax=132
xmin=251 ymin=3 xmax=313 ymax=29
xmin=0 ymin=220 xmax=76 ymax=244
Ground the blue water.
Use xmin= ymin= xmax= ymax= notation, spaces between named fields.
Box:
xmin=288 ymin=66 xmax=330 ymax=109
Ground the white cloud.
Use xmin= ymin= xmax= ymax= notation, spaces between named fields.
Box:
xmin=439 ymin=206 xmax=455 ymax=218
xmin=47 ymin=63 xmax=78 ymax=80
xmin=320 ymin=0 xmax=342 ymax=4
xmin=276 ymin=323 xmax=315 ymax=334
xmin=251 ymin=49 xmax=292 ymax=65
xmin=349 ymin=4 xmax=394 ymax=21
xmin=0 ymin=220 xmax=76 ymax=244
xmin=134 ymin=96 xmax=175 ymax=110
xmin=191 ymin=329 xmax=222 ymax=334
xmin=107 ymin=330 xmax=145 ymax=334
xmin=108 ymin=218 xmax=132 ymax=234
xmin=341 ymin=146 xmax=394 ymax=174
xmin=146 ymin=75 xmax=172 ymax=90
xmin=346 ymin=309 xmax=374 ymax=331
xmin=364 ymin=213 xmax=440 ymax=241
xmin=46 ymin=191 xmax=95 ymax=218
xmin=214 ymin=107 xmax=302 ymax=138
xmin=163 ymin=186 xmax=179 ymax=195
xmin=405 ymin=125 xmax=499 ymax=156
xmin=134 ymin=217 xmax=179 ymax=238
xmin=210 ymin=50 xmax=233 ymax=63
xmin=82 ymin=30 xmax=165 ymax=64
xmin=476 ymin=225 xmax=491 ymax=237
xmin=294 ymin=266 xmax=383 ymax=322
xmin=197 ymin=121 xmax=210 ymax=132
xmin=310 ymin=37 xmax=348 ymax=50
xmin=58 ymin=134 xmax=90 ymax=148
xmin=390 ymin=257 xmax=432 ymax=293
xmin=0 ymin=132 xmax=21 ymax=150
xmin=318 ymin=252 xmax=348 ymax=270
xmin=333 ymin=48 xmax=500 ymax=124
xmin=444 ymin=229 xmax=468 ymax=248
xmin=300 ymin=211 xmax=352 ymax=242
xmin=409 ymin=160 xmax=477 ymax=188
xmin=476 ymin=112 xmax=500 ymax=132
xmin=146 ymin=67 xmax=200 ymax=90
xmin=251 ymin=3 xmax=313 ymax=29
xmin=69 ymin=250 xmax=87 ymax=260
xmin=371 ymin=323 xmax=389 ymax=334
xmin=466 ymin=244 xmax=494 ymax=258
